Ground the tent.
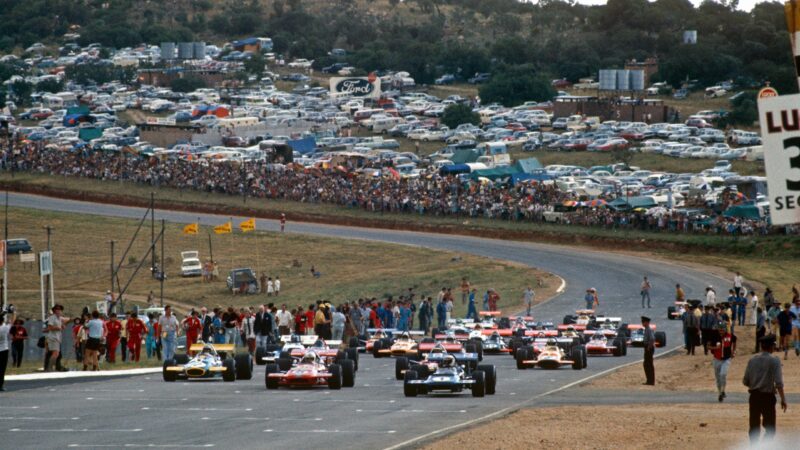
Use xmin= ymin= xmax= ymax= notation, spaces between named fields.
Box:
xmin=450 ymin=148 xmax=481 ymax=164
xmin=723 ymin=204 xmax=762 ymax=219
xmin=515 ymin=157 xmax=543 ymax=173
xmin=609 ymin=196 xmax=657 ymax=211
xmin=469 ymin=165 xmax=521 ymax=181
xmin=287 ymin=136 xmax=316 ymax=154
xmin=439 ymin=164 xmax=471 ymax=175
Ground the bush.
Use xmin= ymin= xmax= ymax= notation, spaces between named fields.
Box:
xmin=171 ymin=76 xmax=207 ymax=93
xmin=441 ymin=103 xmax=479 ymax=129
xmin=479 ymin=65 xmax=555 ymax=107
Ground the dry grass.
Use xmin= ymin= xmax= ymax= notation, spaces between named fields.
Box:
xmin=5 ymin=207 xmax=555 ymax=320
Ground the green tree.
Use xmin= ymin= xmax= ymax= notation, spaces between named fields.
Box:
xmin=36 ymin=78 xmax=64 ymax=93
xmin=9 ymin=80 xmax=33 ymax=106
xmin=171 ymin=76 xmax=207 ymax=93
xmin=243 ymin=53 xmax=266 ymax=75
xmin=479 ymin=65 xmax=555 ymax=106
xmin=441 ymin=103 xmax=480 ymax=128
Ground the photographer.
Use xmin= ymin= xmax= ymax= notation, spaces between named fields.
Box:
xmin=44 ymin=304 xmax=68 ymax=372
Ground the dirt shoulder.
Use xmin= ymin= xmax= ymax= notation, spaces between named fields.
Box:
xmin=425 ymin=403 xmax=799 ymax=450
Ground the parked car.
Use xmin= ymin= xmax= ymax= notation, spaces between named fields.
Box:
xmin=435 ymin=74 xmax=456 ymax=85
xmin=467 ymin=73 xmax=490 ymax=84
xmin=6 ymin=238 xmax=32 ymax=254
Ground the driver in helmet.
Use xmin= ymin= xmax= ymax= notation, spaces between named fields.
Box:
xmin=312 ymin=339 xmax=325 ymax=348
xmin=199 ymin=343 xmax=215 ymax=357
xmin=301 ymin=351 xmax=318 ymax=365
xmin=440 ymin=354 xmax=456 ymax=368
xmin=290 ymin=334 xmax=302 ymax=344
xmin=545 ymin=338 xmax=560 ymax=352
xmin=398 ymin=332 xmax=410 ymax=341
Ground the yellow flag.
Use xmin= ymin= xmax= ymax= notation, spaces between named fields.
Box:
xmin=214 ymin=221 xmax=232 ymax=234
xmin=239 ymin=218 xmax=256 ymax=233
xmin=183 ymin=223 xmax=199 ymax=235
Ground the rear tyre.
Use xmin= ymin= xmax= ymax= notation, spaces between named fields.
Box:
xmin=655 ymin=331 xmax=667 ymax=347
xmin=571 ymin=348 xmax=584 ymax=370
xmin=613 ymin=338 xmax=623 ymax=357
xmin=341 ymin=359 xmax=356 ymax=388
xmin=403 ymin=370 xmax=418 ymax=397
xmin=277 ymin=357 xmax=293 ymax=371
xmin=265 ymin=363 xmax=280 ymax=389
xmin=516 ymin=346 xmax=532 ymax=370
xmin=335 ymin=350 xmax=347 ymax=364
xmin=328 ymin=364 xmax=342 ymax=390
xmin=346 ymin=348 xmax=359 ymax=371
xmin=222 ymin=358 xmax=236 ymax=382
xmin=476 ymin=364 xmax=496 ymax=395
xmin=235 ymin=354 xmax=253 ymax=380
xmin=395 ymin=357 xmax=409 ymax=381
xmin=162 ymin=359 xmax=177 ymax=382
xmin=255 ymin=346 xmax=267 ymax=366
xmin=471 ymin=370 xmax=486 ymax=397
xmin=372 ymin=340 xmax=383 ymax=358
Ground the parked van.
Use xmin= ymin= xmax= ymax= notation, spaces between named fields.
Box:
xmin=371 ymin=116 xmax=402 ymax=133
xmin=353 ymin=108 xmax=384 ymax=123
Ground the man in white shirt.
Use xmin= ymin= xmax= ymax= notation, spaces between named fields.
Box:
xmin=0 ymin=309 xmax=13 ymax=391
xmin=276 ymin=304 xmax=293 ymax=336
xmin=706 ymin=286 xmax=717 ymax=306
xmin=274 ymin=277 xmax=281 ymax=296
xmin=734 ymin=272 xmax=744 ymax=297
xmin=158 ymin=306 xmax=180 ymax=361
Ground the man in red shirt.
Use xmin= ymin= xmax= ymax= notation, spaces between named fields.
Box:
xmin=183 ymin=310 xmax=202 ymax=350
xmin=105 ymin=315 xmax=122 ymax=363
xmin=710 ymin=323 xmax=737 ymax=402
xmin=126 ymin=312 xmax=147 ymax=362
xmin=295 ymin=306 xmax=306 ymax=335
xmin=304 ymin=304 xmax=315 ymax=336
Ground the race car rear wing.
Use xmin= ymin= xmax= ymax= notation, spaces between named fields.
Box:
xmin=594 ymin=316 xmax=622 ymax=324
xmin=478 ymin=311 xmax=502 ymax=317
xmin=280 ymin=335 xmax=320 ymax=346
xmin=508 ymin=315 xmax=534 ymax=321
xmin=626 ymin=324 xmax=657 ymax=330
xmin=583 ymin=329 xmax=618 ymax=336
xmin=424 ymin=352 xmax=479 ymax=363
xmin=575 ymin=309 xmax=595 ymax=315
xmin=557 ymin=324 xmax=586 ymax=331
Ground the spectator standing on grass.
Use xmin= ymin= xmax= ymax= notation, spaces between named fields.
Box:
xmin=706 ymin=286 xmax=717 ymax=306
xmin=84 ymin=310 xmax=105 ymax=371
xmin=743 ymin=335 xmax=787 ymax=444
xmin=158 ymin=306 xmax=179 ymax=362
xmin=466 ymin=288 xmax=477 ymax=320
xmin=0 ymin=311 xmax=12 ymax=391
xmin=460 ymin=278 xmax=470 ymax=306
xmin=436 ymin=297 xmax=447 ymax=331
xmin=755 ymin=308 xmax=767 ymax=354
xmin=700 ymin=306 xmax=716 ymax=355
xmin=267 ymin=278 xmax=274 ymax=296
xmin=241 ymin=310 xmax=256 ymax=355
xmin=767 ymin=302 xmax=780 ymax=339
xmin=733 ymin=272 xmax=744 ymax=298
xmin=274 ymin=277 xmax=281 ymax=296
xmin=750 ymin=291 xmax=759 ymax=326
xmin=44 ymin=304 xmax=66 ymax=372
xmin=418 ymin=298 xmax=430 ymax=333
xmin=10 ymin=318 xmax=27 ymax=368
xmin=791 ymin=298 xmax=800 ymax=357
xmin=711 ymin=323 xmax=736 ymax=402
xmin=737 ymin=291 xmax=748 ymax=327
xmin=445 ymin=297 xmax=453 ymax=323
xmin=332 ymin=308 xmax=346 ymax=341
xmin=641 ymin=276 xmax=652 ymax=308
xmin=776 ymin=304 xmax=795 ymax=359
xmin=482 ymin=290 xmax=490 ymax=311
xmin=126 ymin=312 xmax=147 ymax=363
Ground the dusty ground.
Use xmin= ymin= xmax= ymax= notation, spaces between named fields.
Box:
xmin=585 ymin=324 xmax=800 ymax=395
xmin=427 ymin=403 xmax=800 ymax=450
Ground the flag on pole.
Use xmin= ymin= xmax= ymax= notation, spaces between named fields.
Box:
xmin=239 ymin=218 xmax=256 ymax=233
xmin=214 ymin=221 xmax=232 ymax=234
xmin=183 ymin=223 xmax=199 ymax=235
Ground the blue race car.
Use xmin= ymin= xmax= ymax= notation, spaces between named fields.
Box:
xmin=402 ymin=345 xmax=496 ymax=397
xmin=163 ymin=342 xmax=253 ymax=382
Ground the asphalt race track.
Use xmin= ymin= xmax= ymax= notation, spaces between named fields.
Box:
xmin=5 ymin=193 xmax=729 ymax=449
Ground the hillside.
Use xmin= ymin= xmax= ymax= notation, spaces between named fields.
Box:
xmin=0 ymin=0 xmax=796 ymax=92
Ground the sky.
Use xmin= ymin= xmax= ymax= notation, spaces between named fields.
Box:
xmin=570 ymin=0 xmax=773 ymax=12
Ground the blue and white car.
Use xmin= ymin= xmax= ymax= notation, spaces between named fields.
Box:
xmin=402 ymin=346 xmax=496 ymax=397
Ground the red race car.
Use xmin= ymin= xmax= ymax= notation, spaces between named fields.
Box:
xmin=265 ymin=350 xmax=355 ymax=390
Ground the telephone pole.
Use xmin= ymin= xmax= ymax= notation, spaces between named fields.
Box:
xmin=43 ymin=225 xmax=52 ymax=308
xmin=160 ymin=219 xmax=165 ymax=307
xmin=150 ymin=192 xmax=155 ymax=277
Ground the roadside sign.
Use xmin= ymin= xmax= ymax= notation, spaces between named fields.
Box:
xmin=757 ymin=93 xmax=800 ymax=225
xmin=96 ymin=301 xmax=107 ymax=316
xmin=0 ymin=240 xmax=5 ymax=269
xmin=759 ymin=87 xmax=779 ymax=98
xmin=39 ymin=251 xmax=52 ymax=275
xmin=20 ymin=252 xmax=35 ymax=263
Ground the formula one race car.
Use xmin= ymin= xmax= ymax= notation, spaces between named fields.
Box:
xmin=372 ymin=331 xmax=426 ymax=358
xmin=258 ymin=335 xmax=359 ymax=371
xmin=515 ymin=338 xmax=587 ymax=370
xmin=584 ymin=332 xmax=627 ymax=356
xmin=478 ymin=331 xmax=513 ymax=355
xmin=623 ymin=324 xmax=667 ymax=347
xmin=163 ymin=343 xmax=253 ymax=382
xmin=667 ymin=299 xmax=703 ymax=320
xmin=264 ymin=349 xmax=356 ymax=390
xmin=401 ymin=346 xmax=496 ymax=398
xmin=562 ymin=309 xmax=597 ymax=327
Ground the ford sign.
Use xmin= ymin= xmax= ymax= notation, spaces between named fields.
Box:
xmin=330 ymin=77 xmax=381 ymax=98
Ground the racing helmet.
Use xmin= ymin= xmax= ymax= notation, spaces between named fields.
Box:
xmin=399 ymin=332 xmax=410 ymax=341
xmin=290 ymin=334 xmax=301 ymax=344
xmin=441 ymin=354 xmax=456 ymax=368
xmin=566 ymin=325 xmax=575 ymax=332
xmin=604 ymin=318 xmax=611 ymax=324
xmin=201 ymin=344 xmax=214 ymax=354
xmin=491 ymin=331 xmax=500 ymax=339
xmin=301 ymin=351 xmax=317 ymax=364
xmin=312 ymin=339 xmax=325 ymax=348
xmin=547 ymin=338 xmax=557 ymax=346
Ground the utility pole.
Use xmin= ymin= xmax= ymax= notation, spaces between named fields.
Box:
xmin=109 ymin=240 xmax=115 ymax=299
xmin=43 ymin=225 xmax=52 ymax=309
xmin=150 ymin=192 xmax=155 ymax=278
xmin=160 ymin=219 xmax=165 ymax=307
xmin=2 ymin=190 xmax=7 ymax=310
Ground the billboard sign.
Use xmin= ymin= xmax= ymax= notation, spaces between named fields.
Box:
xmin=39 ymin=251 xmax=52 ymax=276
xmin=757 ymin=93 xmax=800 ymax=225
xmin=330 ymin=77 xmax=381 ymax=98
